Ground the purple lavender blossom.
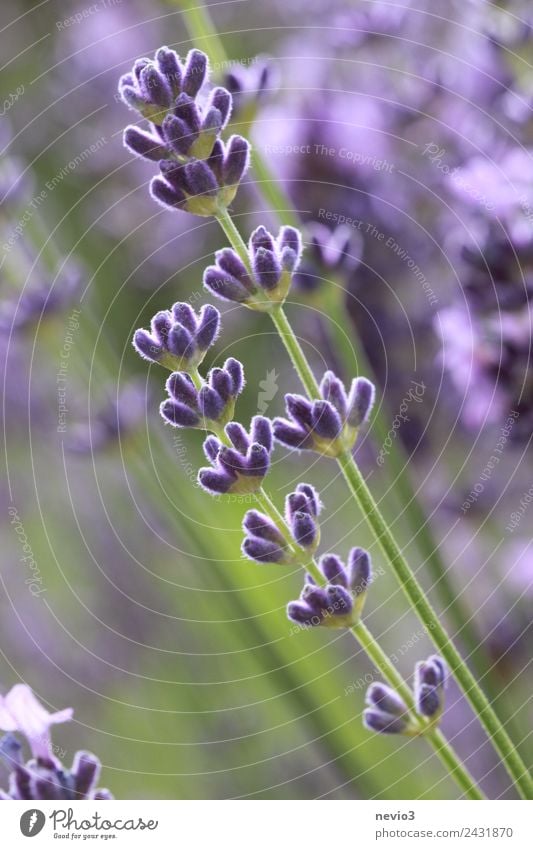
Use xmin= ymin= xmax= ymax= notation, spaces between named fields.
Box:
xmin=363 ymin=683 xmax=410 ymax=735
xmin=150 ymin=135 xmax=250 ymax=216
xmin=198 ymin=416 xmax=273 ymax=495
xmin=242 ymin=482 xmax=321 ymax=564
xmin=203 ymin=225 xmax=303 ymax=309
xmin=414 ymin=655 xmax=447 ymax=719
xmin=119 ymin=47 xmax=209 ymax=129
xmin=160 ymin=358 xmax=244 ymax=429
xmin=287 ymin=547 xmax=372 ymax=628
xmin=119 ymin=47 xmax=250 ymax=216
xmin=133 ymin=301 xmax=220 ymax=371
xmin=274 ymin=370 xmax=375 ymax=456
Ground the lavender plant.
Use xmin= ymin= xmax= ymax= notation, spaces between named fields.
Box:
xmin=119 ymin=44 xmax=532 ymax=800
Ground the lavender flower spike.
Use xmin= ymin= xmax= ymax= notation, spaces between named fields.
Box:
xmin=274 ymin=370 xmax=375 ymax=457
xmin=414 ymin=655 xmax=447 ymax=719
xmin=198 ymin=416 xmax=273 ymax=495
xmin=204 ymin=225 xmax=303 ymax=310
xmin=287 ymin=546 xmax=372 ymax=629
xmin=160 ymin=358 xmax=244 ymax=430
xmin=133 ymin=301 xmax=220 ymax=371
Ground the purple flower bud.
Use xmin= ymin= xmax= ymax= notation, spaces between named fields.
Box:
xmin=209 ymin=87 xmax=232 ymax=126
xmin=160 ymin=399 xmax=200 ymax=428
xmin=325 ymin=584 xmax=353 ymax=616
xmin=215 ymin=248 xmax=250 ymax=285
xmin=428 ymin=656 xmax=447 ymax=687
xmin=184 ymin=160 xmax=219 ymax=198
xmin=366 ymin=683 xmax=407 ymax=717
xmin=250 ymin=225 xmax=276 ymax=254
xmin=253 ymin=247 xmax=282 ymax=290
xmin=124 ymin=126 xmax=169 ymax=161
xmin=242 ymin=536 xmax=285 ymax=563
xmin=363 ymin=709 xmax=408 ymax=735
xmin=414 ymin=656 xmax=447 ymax=717
xmin=245 ymin=443 xmax=270 ymax=477
xmin=224 ymin=358 xmax=245 ymax=395
xmin=162 ymin=114 xmax=193 ymax=156
xmin=198 ymin=468 xmax=233 ymax=495
xmin=167 ymin=324 xmax=194 ymax=358
xmin=251 ymin=416 xmax=273 ymax=451
xmin=290 ymin=511 xmax=317 ymax=548
xmin=319 ymin=554 xmax=348 ymax=587
xmin=174 ymin=93 xmax=201 ymax=137
xmin=311 ymin=400 xmax=343 ymax=439
xmin=286 ymin=491 xmax=308 ymax=518
xmin=416 ymin=684 xmax=441 ymax=718
xmin=133 ymin=59 xmax=150 ymax=81
xmin=243 ymin=510 xmax=285 ymax=545
xmin=320 ymin=371 xmax=348 ymax=418
xmin=226 ymin=422 xmax=250 ymax=453
xmin=196 ymin=304 xmax=220 ymax=350
xmin=209 ymin=368 xmax=233 ymax=402
xmin=202 ymin=107 xmax=223 ymax=136
xmin=347 ymin=377 xmax=375 ymax=427
xmin=198 ymin=385 xmax=225 ymax=421
xmin=287 ymin=601 xmax=320 ymax=626
xmin=273 ymin=420 xmax=311 ymax=450
xmin=155 ymin=46 xmax=182 ymax=96
xmin=278 ymin=226 xmax=302 ymax=262
xmin=222 ymin=135 xmax=250 ymax=185
xmin=166 ymin=371 xmax=197 ymax=406
xmin=218 ymin=446 xmax=246 ymax=476
xmin=151 ymin=311 xmax=172 ymax=342
xmin=295 ymin=483 xmax=321 ymax=516
xmin=172 ymin=302 xmax=197 ymax=332
xmin=182 ymin=49 xmax=207 ymax=97
xmin=203 ymin=267 xmax=252 ymax=303
xmin=132 ymin=329 xmax=163 ymax=363
xmin=347 ymin=547 xmax=372 ymax=595
xmin=150 ymin=176 xmax=186 ymax=210
xmin=139 ymin=65 xmax=171 ymax=109
xmin=279 ymin=246 xmax=299 ymax=273
xmin=286 ymin=394 xmax=313 ymax=428
xmin=72 ymin=751 xmax=100 ymax=799
xmin=203 ymin=435 xmax=221 ymax=462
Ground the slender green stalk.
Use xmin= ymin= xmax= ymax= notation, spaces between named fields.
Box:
xmin=214 ymin=209 xmax=533 ymax=800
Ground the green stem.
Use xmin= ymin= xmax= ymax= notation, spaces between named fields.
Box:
xmin=214 ymin=209 xmax=533 ymax=799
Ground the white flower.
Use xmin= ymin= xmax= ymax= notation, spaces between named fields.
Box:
xmin=0 ymin=685 xmax=73 ymax=761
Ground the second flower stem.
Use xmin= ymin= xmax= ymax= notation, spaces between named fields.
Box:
xmin=214 ymin=209 xmax=533 ymax=800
